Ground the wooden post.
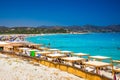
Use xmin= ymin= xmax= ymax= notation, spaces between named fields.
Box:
xmin=96 ymin=67 xmax=98 ymax=74
xmin=112 ymin=65 xmax=114 ymax=76
xmin=84 ymin=65 xmax=87 ymax=80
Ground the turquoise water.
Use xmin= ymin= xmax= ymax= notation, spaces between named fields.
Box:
xmin=26 ymin=33 xmax=120 ymax=60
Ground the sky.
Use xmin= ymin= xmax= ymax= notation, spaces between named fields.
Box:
xmin=0 ymin=0 xmax=120 ymax=27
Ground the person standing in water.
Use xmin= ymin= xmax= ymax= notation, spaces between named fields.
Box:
xmin=48 ymin=43 xmax=50 ymax=48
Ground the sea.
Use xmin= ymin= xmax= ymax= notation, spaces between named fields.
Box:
xmin=26 ymin=33 xmax=120 ymax=60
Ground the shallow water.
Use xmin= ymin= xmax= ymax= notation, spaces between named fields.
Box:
xmin=26 ymin=33 xmax=120 ymax=60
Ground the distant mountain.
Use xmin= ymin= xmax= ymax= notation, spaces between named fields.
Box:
xmin=64 ymin=24 xmax=120 ymax=32
xmin=0 ymin=26 xmax=8 ymax=29
xmin=104 ymin=25 xmax=120 ymax=32
xmin=0 ymin=24 xmax=120 ymax=34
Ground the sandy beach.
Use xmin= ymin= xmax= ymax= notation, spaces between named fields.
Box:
xmin=0 ymin=54 xmax=84 ymax=80
xmin=0 ymin=34 xmax=119 ymax=80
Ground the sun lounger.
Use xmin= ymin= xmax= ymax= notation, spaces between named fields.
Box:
xmin=85 ymin=67 xmax=95 ymax=72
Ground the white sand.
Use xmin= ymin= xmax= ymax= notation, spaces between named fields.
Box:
xmin=0 ymin=54 xmax=84 ymax=80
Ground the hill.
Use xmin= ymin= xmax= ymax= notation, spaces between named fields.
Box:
xmin=0 ymin=24 xmax=120 ymax=34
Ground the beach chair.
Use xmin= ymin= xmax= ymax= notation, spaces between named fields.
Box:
xmin=85 ymin=66 xmax=95 ymax=73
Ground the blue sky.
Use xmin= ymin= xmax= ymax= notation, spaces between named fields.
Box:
xmin=0 ymin=0 xmax=120 ymax=27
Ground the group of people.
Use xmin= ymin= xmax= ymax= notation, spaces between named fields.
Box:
xmin=0 ymin=35 xmax=25 ymax=42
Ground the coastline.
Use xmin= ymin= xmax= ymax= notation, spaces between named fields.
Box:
xmin=1 ymin=33 xmax=120 ymax=60
xmin=1 ymin=32 xmax=117 ymax=41
xmin=0 ymin=33 xmax=119 ymax=80
xmin=0 ymin=33 xmax=89 ymax=43
xmin=25 ymin=33 xmax=120 ymax=60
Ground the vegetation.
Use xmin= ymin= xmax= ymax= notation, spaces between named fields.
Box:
xmin=0 ymin=26 xmax=67 ymax=34
xmin=0 ymin=24 xmax=120 ymax=34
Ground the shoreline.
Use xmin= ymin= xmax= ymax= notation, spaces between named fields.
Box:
xmin=24 ymin=33 xmax=120 ymax=60
xmin=0 ymin=33 xmax=89 ymax=42
xmin=0 ymin=34 xmax=119 ymax=80
xmin=1 ymin=32 xmax=119 ymax=40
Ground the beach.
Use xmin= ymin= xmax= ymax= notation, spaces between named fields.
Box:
xmin=0 ymin=53 xmax=84 ymax=80
xmin=0 ymin=33 xmax=120 ymax=80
